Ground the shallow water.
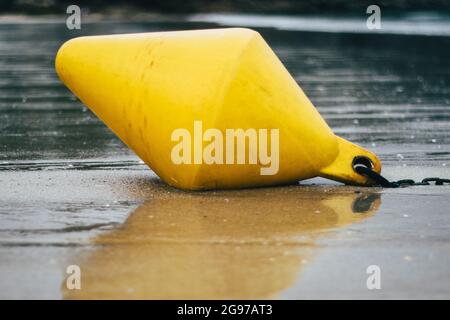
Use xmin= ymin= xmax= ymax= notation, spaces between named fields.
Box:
xmin=0 ymin=14 xmax=449 ymax=299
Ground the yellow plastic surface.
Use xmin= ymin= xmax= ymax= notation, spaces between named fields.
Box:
xmin=55 ymin=28 xmax=381 ymax=190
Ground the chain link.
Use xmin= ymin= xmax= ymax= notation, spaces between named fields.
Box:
xmin=353 ymin=165 xmax=450 ymax=188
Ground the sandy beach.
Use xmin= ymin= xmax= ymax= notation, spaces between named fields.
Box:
xmin=0 ymin=13 xmax=449 ymax=299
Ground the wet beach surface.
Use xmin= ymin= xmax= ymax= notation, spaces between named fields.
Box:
xmin=0 ymin=15 xmax=449 ymax=299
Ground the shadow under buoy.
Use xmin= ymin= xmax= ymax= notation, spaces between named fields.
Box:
xmin=63 ymin=183 xmax=381 ymax=299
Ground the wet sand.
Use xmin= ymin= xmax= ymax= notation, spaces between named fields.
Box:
xmin=1 ymin=169 xmax=450 ymax=299
xmin=1 ymin=15 xmax=450 ymax=299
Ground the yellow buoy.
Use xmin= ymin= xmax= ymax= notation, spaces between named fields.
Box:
xmin=55 ymin=28 xmax=381 ymax=190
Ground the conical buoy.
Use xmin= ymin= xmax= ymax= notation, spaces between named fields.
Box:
xmin=55 ymin=28 xmax=381 ymax=190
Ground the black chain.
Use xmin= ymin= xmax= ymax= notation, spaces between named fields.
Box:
xmin=353 ymin=165 xmax=450 ymax=188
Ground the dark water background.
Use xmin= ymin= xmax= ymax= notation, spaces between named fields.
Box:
xmin=1 ymin=16 xmax=450 ymax=165
xmin=0 ymin=15 xmax=449 ymax=298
